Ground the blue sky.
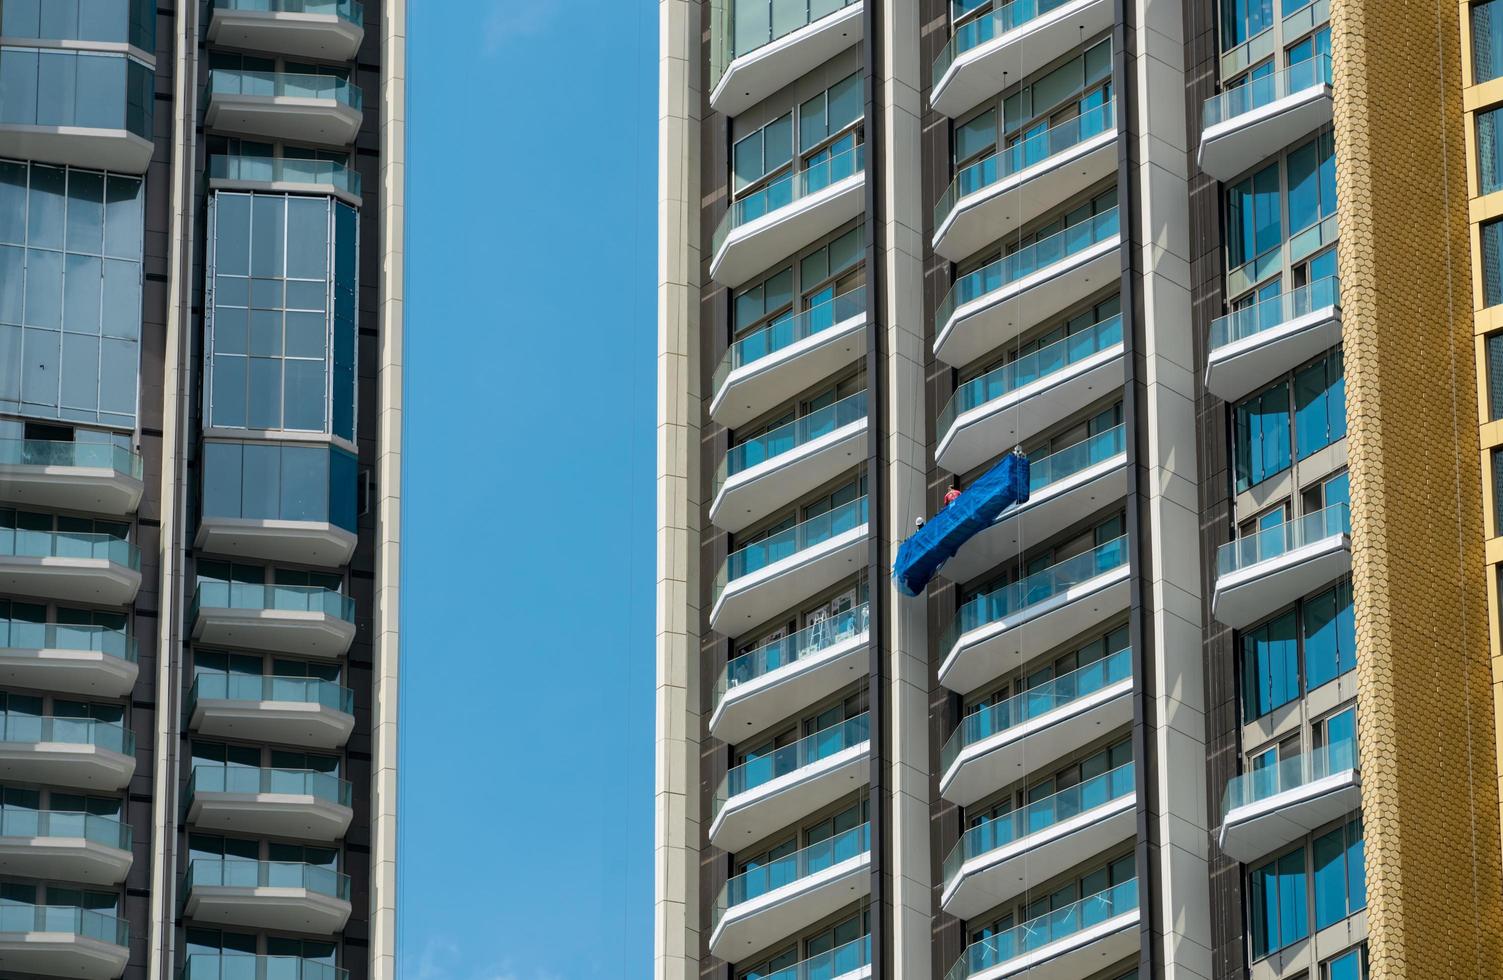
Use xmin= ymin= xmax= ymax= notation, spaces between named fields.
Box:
xmin=401 ymin=2 xmax=657 ymax=978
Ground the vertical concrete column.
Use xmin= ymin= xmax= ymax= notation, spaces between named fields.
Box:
xmin=657 ymin=2 xmax=703 ymax=978
xmin=370 ymin=3 xmax=407 ymax=979
xmin=876 ymin=1 xmax=933 ymax=975
xmin=1126 ymin=1 xmax=1213 ymax=976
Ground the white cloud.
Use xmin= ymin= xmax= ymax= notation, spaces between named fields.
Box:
xmin=482 ymin=1 xmax=559 ymax=54
xmin=406 ymin=938 xmax=565 ymax=980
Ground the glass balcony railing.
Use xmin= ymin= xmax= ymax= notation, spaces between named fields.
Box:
xmin=212 ymin=0 xmax=364 ymax=25
xmin=209 ymin=152 xmax=362 ymax=197
xmin=188 ymin=765 xmax=353 ymax=808
xmin=0 ymin=439 xmax=141 ymax=479
xmin=1216 ymin=504 xmax=1349 ymax=578
xmin=938 ymin=315 xmax=1122 ymax=437
xmin=944 ymin=878 xmax=1138 ymax=980
xmin=715 ymin=714 xmax=869 ymax=821
xmin=941 ymin=646 xmax=1130 ymax=772
xmin=189 ymin=674 xmax=355 ymax=715
xmin=714 ymin=144 xmax=866 ymax=257
xmin=717 ymin=601 xmax=870 ymax=707
xmin=0 ymin=807 xmax=132 ymax=850
xmin=756 ymin=935 xmax=871 ymax=980
xmin=715 ymin=496 xmax=868 ymax=600
xmin=714 ymin=822 xmax=870 ymax=931
xmin=182 ymin=955 xmax=348 ymax=980
xmin=945 ymin=536 xmax=1128 ymax=652
xmin=0 ymin=620 xmax=137 ymax=662
xmin=187 ymin=858 xmax=350 ymax=901
xmin=1023 ymin=424 xmax=1126 ymax=495
xmin=0 ymin=715 xmax=134 ymax=755
xmin=190 ymin=582 xmax=356 ymax=623
xmin=1204 ymin=55 xmax=1331 ymax=130
xmin=935 ymin=101 xmax=1116 ymax=230
xmin=1209 ymin=276 xmax=1340 ymax=352
xmin=208 ymin=68 xmax=364 ymax=111
xmin=942 ymin=762 xmax=1134 ymax=885
xmin=0 ymin=528 xmax=139 ymax=569
xmin=717 ymin=391 xmax=868 ymax=493
xmin=710 ymin=0 xmax=861 ymax=90
xmin=1223 ymin=737 xmax=1357 ymax=816
xmin=936 ymin=208 xmax=1119 ymax=334
xmin=713 ymin=287 xmax=868 ymax=398
xmin=934 ymin=0 xmax=1077 ymax=86
xmin=0 ymin=902 xmax=128 ymax=946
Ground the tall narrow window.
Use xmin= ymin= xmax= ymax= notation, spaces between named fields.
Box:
xmin=1477 ymin=0 xmax=1503 ymax=83
xmin=1482 ymin=218 xmax=1503 ymax=308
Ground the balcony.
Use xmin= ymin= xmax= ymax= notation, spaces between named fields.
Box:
xmin=934 ymin=208 xmax=1120 ymax=368
xmin=711 ymin=603 xmax=870 ymax=739
xmin=188 ymin=675 xmax=355 ymax=751
xmin=711 ymin=145 xmax=866 ymax=289
xmin=184 ymin=859 xmax=352 ymax=934
xmin=936 ymin=316 xmax=1123 ymax=476
xmin=942 ymin=763 xmax=1135 ymax=918
xmin=186 ymin=766 xmax=354 ymax=842
xmin=710 ymin=714 xmax=870 ymax=848
xmin=710 ymin=497 xmax=868 ymax=634
xmin=0 ymin=439 xmax=144 ymax=516
xmin=209 ymin=151 xmax=362 ymax=206
xmin=0 ymin=622 xmax=139 ymax=699
xmin=709 ymin=0 xmax=863 ymax=117
xmin=190 ymin=582 xmax=357 ymax=659
xmin=206 ymin=68 xmax=363 ymax=146
xmin=940 ymin=646 xmax=1131 ymax=806
xmin=0 ymin=47 xmax=154 ymax=173
xmin=944 ymin=879 xmax=1138 ymax=980
xmin=0 ymin=904 xmax=129 ymax=980
xmin=709 ymin=823 xmax=871 ymax=960
xmin=711 ymin=288 xmax=868 ymax=429
xmin=746 ymin=935 xmax=871 ymax=980
xmin=0 ymin=717 xmax=136 ymax=791
xmin=712 ymin=392 xmax=869 ymax=533
xmin=182 ymin=955 xmax=348 ymax=980
xmin=1199 ymin=56 xmax=1332 ymax=182
xmin=934 ymin=103 xmax=1118 ymax=262
xmin=198 ymin=441 xmax=359 ymax=568
xmin=0 ymin=809 xmax=132 ymax=886
xmin=940 ymin=536 xmax=1130 ymax=695
xmin=944 ymin=426 xmax=1129 ymax=584
xmin=1205 ymin=277 xmax=1342 ymax=402
xmin=931 ymin=0 xmax=1115 ymax=118
xmin=1219 ymin=738 xmax=1360 ymax=864
xmin=0 ymin=528 xmax=141 ymax=607
xmin=1212 ymin=504 xmax=1350 ymax=630
xmin=208 ymin=0 xmax=366 ymax=61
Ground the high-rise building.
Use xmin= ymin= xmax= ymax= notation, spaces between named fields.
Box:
xmin=655 ymin=1 xmax=1503 ymax=978
xmin=0 ymin=2 xmax=402 ymax=979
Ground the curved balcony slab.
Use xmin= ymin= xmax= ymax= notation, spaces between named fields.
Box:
xmin=710 ymin=623 xmax=869 ymax=741
xmin=191 ymin=606 xmax=356 ymax=660
xmin=711 ymin=170 xmax=865 ymax=289
xmin=709 ymin=739 xmax=869 ymax=849
xmin=1199 ymin=62 xmax=1332 ymax=182
xmin=0 ymin=930 xmax=128 ymax=980
xmin=208 ymin=2 xmax=366 ymax=60
xmin=1212 ymin=512 xmax=1350 ymax=630
xmin=710 ymin=311 xmax=866 ymax=430
xmin=1205 ymin=302 xmax=1341 ymax=403
xmin=1219 ymin=760 xmax=1360 ymax=864
xmin=0 ymin=835 xmax=132 ymax=886
xmin=0 ymin=647 xmax=139 ymax=699
xmin=711 ymin=510 xmax=869 ymax=635
xmin=711 ymin=2 xmax=864 ymax=117
xmin=187 ymin=788 xmax=353 ymax=842
xmin=0 ymin=126 xmax=153 ymax=175
xmin=711 ymin=418 xmax=868 ymax=534
xmin=931 ymin=0 xmax=1114 ymax=118
xmin=185 ymin=883 xmax=352 ymax=935
xmin=0 ymin=554 xmax=141 ymax=608
xmin=709 ymin=846 xmax=870 ymax=962
xmin=0 ymin=457 xmax=143 ymax=517
xmin=0 ymin=741 xmax=136 ymax=792
xmin=190 ymin=697 xmax=355 ymax=751
xmin=206 ymin=88 xmax=362 ymax=146
xmin=934 ymin=235 xmax=1121 ymax=369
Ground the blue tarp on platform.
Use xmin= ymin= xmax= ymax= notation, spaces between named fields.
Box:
xmin=891 ymin=451 xmax=1030 ymax=597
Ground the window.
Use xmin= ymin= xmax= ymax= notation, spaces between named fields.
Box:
xmin=1233 ymin=381 xmax=1291 ymax=490
xmin=201 ymin=440 xmax=358 ymax=533
xmin=1313 ymin=818 xmax=1366 ymax=929
xmin=1483 ymin=218 xmax=1503 ymax=308
xmin=0 ymin=0 xmax=153 ymax=48
xmin=1314 ymin=706 xmax=1358 ymax=773
xmin=206 ymin=192 xmax=358 ymax=439
xmin=1286 ymin=134 xmax=1336 ymax=236
xmin=1323 ymin=945 xmax=1368 ymax=980
xmin=1286 ymin=26 xmax=1331 ymax=68
xmin=1226 ymin=162 xmax=1282 ymax=270
xmin=1480 ymin=107 xmax=1503 ymax=196
xmin=732 ymin=114 xmax=793 ymax=195
xmin=1250 ymin=847 xmax=1308 ymax=958
xmin=1487 ymin=334 xmax=1503 ymax=419
xmin=799 ymin=73 xmax=862 ymax=153
xmin=1293 ymin=350 xmax=1346 ymax=459
xmin=1477 ymin=0 xmax=1503 ymax=84
xmin=1242 ymin=610 xmax=1298 ymax=718
xmin=1221 ymin=0 xmax=1274 ymax=51
xmin=0 ymin=47 xmax=153 ymax=137
xmin=1302 ymin=581 xmax=1355 ymax=690
xmin=0 ymin=159 xmax=144 ymax=428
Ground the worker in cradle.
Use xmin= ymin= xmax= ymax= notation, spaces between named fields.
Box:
xmin=943 ymin=484 xmax=962 ymax=508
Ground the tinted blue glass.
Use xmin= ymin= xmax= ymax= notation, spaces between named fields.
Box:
xmin=1303 ymin=583 xmax=1354 ymax=690
xmin=329 ymin=447 xmax=357 ymax=533
xmin=1294 ymin=356 xmax=1332 ymax=458
xmin=1485 ymin=220 xmax=1503 ymax=308
xmin=1313 ymin=826 xmax=1348 ymax=929
xmin=1479 ymin=0 xmax=1503 ymax=83
xmin=1327 ymin=949 xmax=1364 ymax=980
xmin=1243 ymin=611 xmax=1298 ymax=719
xmin=1277 ymin=849 xmax=1308 ymax=949
xmin=1347 ymin=823 xmax=1366 ymax=915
